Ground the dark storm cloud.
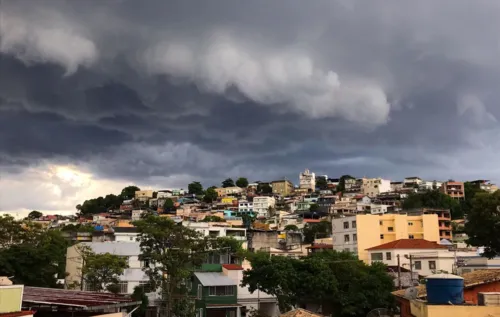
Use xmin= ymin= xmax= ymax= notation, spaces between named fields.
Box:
xmin=1 ymin=0 xmax=500 ymax=193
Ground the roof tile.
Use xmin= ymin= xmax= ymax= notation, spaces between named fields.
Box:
xmin=367 ymin=239 xmax=448 ymax=251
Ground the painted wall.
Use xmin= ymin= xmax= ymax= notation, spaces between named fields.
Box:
xmin=0 ymin=285 xmax=23 ymax=313
xmin=410 ymin=299 xmax=500 ymax=317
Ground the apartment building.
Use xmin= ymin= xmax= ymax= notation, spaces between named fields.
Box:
xmin=65 ymin=242 xmax=150 ymax=294
xmin=439 ymin=181 xmax=465 ymax=200
xmin=344 ymin=178 xmax=362 ymax=193
xmin=271 ymin=180 xmax=294 ymax=196
xmin=332 ymin=214 xmax=440 ymax=263
xmin=422 ymin=209 xmax=452 ymax=240
xmin=418 ymin=181 xmax=443 ymax=191
xmin=470 ymin=180 xmax=499 ymax=193
xmin=361 ymin=178 xmax=391 ymax=197
xmin=216 ymin=187 xmax=244 ymax=197
xmin=184 ymin=222 xmax=247 ymax=244
xmin=299 ymin=169 xmax=316 ymax=191
xmin=403 ymin=177 xmax=423 ymax=187
xmin=253 ymin=196 xmax=276 ymax=217
xmin=134 ymin=190 xmax=153 ymax=202
xmin=238 ymin=200 xmax=253 ymax=212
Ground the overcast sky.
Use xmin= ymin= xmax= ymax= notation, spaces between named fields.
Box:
xmin=1 ymin=0 xmax=500 ymax=217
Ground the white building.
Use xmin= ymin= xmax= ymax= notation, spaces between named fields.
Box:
xmin=403 ymin=177 xmax=423 ymax=187
xmin=419 ymin=181 xmax=443 ymax=191
xmin=253 ymin=196 xmax=276 ymax=217
xmin=65 ymin=242 xmax=150 ymax=295
xmin=361 ymin=178 xmax=391 ymax=197
xmin=238 ymin=200 xmax=254 ymax=212
xmin=299 ymin=169 xmax=316 ymax=191
xmin=184 ymin=222 xmax=247 ymax=243
xmin=366 ymin=239 xmax=477 ymax=277
xmin=113 ymin=227 xmax=139 ymax=242
xmin=131 ymin=209 xmax=144 ymax=221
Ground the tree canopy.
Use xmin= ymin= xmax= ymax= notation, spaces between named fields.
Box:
xmin=257 ymin=183 xmax=273 ymax=194
xmin=236 ymin=177 xmax=249 ymax=188
xmin=336 ymin=175 xmax=355 ymax=193
xmin=203 ymin=187 xmax=218 ymax=203
xmin=28 ymin=210 xmax=43 ymax=219
xmin=309 ymin=203 xmax=320 ymax=212
xmin=316 ymin=176 xmax=328 ymax=190
xmin=188 ymin=181 xmax=204 ymax=195
xmin=402 ymin=190 xmax=463 ymax=219
xmin=242 ymin=251 xmax=394 ymax=316
xmin=222 ymin=178 xmax=235 ymax=188
xmin=121 ymin=186 xmax=140 ymax=200
xmin=284 ymin=224 xmax=299 ymax=231
xmin=202 ymin=215 xmax=225 ymax=222
xmin=465 ymin=191 xmax=500 ymax=258
xmin=163 ymin=198 xmax=175 ymax=212
xmin=303 ymin=220 xmax=331 ymax=244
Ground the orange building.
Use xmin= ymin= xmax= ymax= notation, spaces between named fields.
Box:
xmin=439 ymin=181 xmax=465 ymax=200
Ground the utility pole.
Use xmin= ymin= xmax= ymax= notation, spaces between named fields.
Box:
xmin=397 ymin=254 xmax=402 ymax=290
xmin=409 ymin=255 xmax=414 ymax=285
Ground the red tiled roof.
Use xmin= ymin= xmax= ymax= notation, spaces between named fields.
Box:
xmin=0 ymin=312 xmax=35 ymax=317
xmin=303 ymin=219 xmax=321 ymax=223
xmin=222 ymin=264 xmax=243 ymax=270
xmin=366 ymin=239 xmax=448 ymax=251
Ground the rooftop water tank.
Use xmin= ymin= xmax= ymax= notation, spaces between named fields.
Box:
xmin=426 ymin=273 xmax=464 ymax=305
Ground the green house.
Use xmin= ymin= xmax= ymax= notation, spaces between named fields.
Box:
xmin=192 ymin=272 xmax=241 ymax=317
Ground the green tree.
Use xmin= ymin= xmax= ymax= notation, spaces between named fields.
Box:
xmin=27 ymin=210 xmax=43 ymax=220
xmin=402 ymin=190 xmax=463 ymax=218
xmin=336 ymin=175 xmax=355 ymax=193
xmin=316 ymin=176 xmax=328 ymax=190
xmin=303 ymin=220 xmax=331 ymax=244
xmin=242 ymin=250 xmax=394 ymax=315
xmin=309 ymin=203 xmax=320 ymax=212
xmin=284 ymin=224 xmax=299 ymax=231
xmin=222 ymin=178 xmax=235 ymax=188
xmin=0 ymin=215 xmax=23 ymax=247
xmin=0 ymin=229 xmax=69 ymax=287
xmin=121 ymin=186 xmax=141 ymax=199
xmin=203 ymin=187 xmax=218 ymax=203
xmin=188 ymin=181 xmax=204 ymax=195
xmin=163 ymin=198 xmax=175 ymax=212
xmin=257 ymin=183 xmax=273 ymax=194
xmin=78 ymin=245 xmax=129 ymax=292
xmin=134 ymin=216 xmax=211 ymax=317
xmin=202 ymin=215 xmax=225 ymax=222
xmin=465 ymin=191 xmax=500 ymax=258
xmin=461 ymin=182 xmax=486 ymax=217
xmin=131 ymin=285 xmax=150 ymax=317
xmin=236 ymin=177 xmax=249 ymax=188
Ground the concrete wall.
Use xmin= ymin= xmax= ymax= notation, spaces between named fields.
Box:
xmin=251 ymin=231 xmax=301 ymax=251
xmin=410 ymin=299 xmax=500 ymax=317
xmin=0 ymin=285 xmax=23 ymax=313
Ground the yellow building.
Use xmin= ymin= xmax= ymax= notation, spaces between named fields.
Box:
xmin=134 ymin=190 xmax=153 ymax=199
xmin=221 ymin=197 xmax=237 ymax=204
xmin=0 ymin=278 xmax=24 ymax=315
xmin=271 ymin=180 xmax=294 ymax=196
xmin=409 ymin=299 xmax=500 ymax=317
xmin=332 ymin=213 xmax=440 ymax=263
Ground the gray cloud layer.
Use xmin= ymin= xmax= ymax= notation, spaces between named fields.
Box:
xmin=1 ymin=0 xmax=500 ymax=212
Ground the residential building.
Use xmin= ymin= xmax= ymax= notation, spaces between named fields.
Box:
xmin=0 ymin=278 xmax=34 ymax=317
xmin=131 ymin=209 xmax=144 ymax=221
xmin=390 ymin=182 xmax=404 ymax=192
xmin=65 ymin=242 xmax=150 ymax=295
xmin=361 ymin=177 xmax=391 ymax=198
xmin=332 ymin=213 xmax=440 ymax=263
xmin=470 ymin=180 xmax=499 ymax=193
xmin=422 ymin=209 xmax=452 ymax=240
xmin=192 ymin=271 xmax=241 ymax=317
xmin=134 ymin=190 xmax=153 ymax=202
xmin=216 ymin=187 xmax=244 ymax=197
xmin=343 ymin=178 xmax=362 ymax=193
xmin=316 ymin=197 xmax=335 ymax=214
xmin=253 ymin=196 xmax=276 ymax=217
xmin=366 ymin=239 xmax=456 ymax=277
xmin=238 ymin=200 xmax=253 ymax=212
xmin=356 ymin=203 xmax=393 ymax=215
xmin=299 ymin=169 xmax=316 ymax=192
xmin=221 ymin=197 xmax=238 ymax=205
xmin=404 ymin=177 xmax=423 ymax=188
xmin=439 ymin=181 xmax=465 ymax=200
xmin=457 ymin=256 xmax=500 ymax=274
xmin=184 ymin=222 xmax=247 ymax=243
xmin=113 ymin=227 xmax=139 ymax=242
xmin=271 ymin=180 xmax=294 ymax=196
xmin=393 ymin=270 xmax=500 ymax=317
xmin=418 ymin=180 xmax=443 ymax=191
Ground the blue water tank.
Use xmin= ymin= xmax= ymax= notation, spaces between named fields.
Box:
xmin=426 ymin=273 xmax=464 ymax=305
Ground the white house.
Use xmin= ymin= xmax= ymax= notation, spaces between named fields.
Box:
xmin=404 ymin=177 xmax=423 ymax=187
xmin=183 ymin=222 xmax=247 ymax=243
xmin=366 ymin=239 xmax=476 ymax=277
xmin=253 ymin=196 xmax=276 ymax=217
xmin=361 ymin=178 xmax=391 ymax=197
xmin=113 ymin=227 xmax=139 ymax=242
xmin=238 ymin=200 xmax=254 ymax=212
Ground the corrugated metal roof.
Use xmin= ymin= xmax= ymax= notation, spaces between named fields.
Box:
xmin=194 ymin=272 xmax=237 ymax=286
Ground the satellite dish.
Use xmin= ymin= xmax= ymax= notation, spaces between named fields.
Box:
xmin=366 ymin=308 xmax=391 ymax=317
xmin=404 ymin=287 xmax=419 ymax=299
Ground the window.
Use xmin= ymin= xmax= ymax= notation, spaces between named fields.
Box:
xmin=198 ymin=308 xmax=203 ymax=317
xmin=352 ymin=221 xmax=357 ymax=229
xmin=141 ymin=259 xmax=150 ymax=268
xmin=344 ymin=234 xmax=350 ymax=243
xmin=84 ymin=282 xmax=97 ymax=292
xmin=197 ymin=284 xmax=202 ymax=299
xmin=371 ymin=253 xmax=383 ymax=261
xmin=344 ymin=248 xmax=350 ymax=252
xmin=129 ymin=236 xmax=134 ymax=241
xmin=379 ymin=221 xmax=383 ymax=225
xmin=414 ymin=261 xmax=422 ymax=270
xmin=429 ymin=261 xmax=436 ymax=270
xmin=139 ymin=281 xmax=152 ymax=293
xmin=408 ymin=222 xmax=413 ymax=226
xmin=353 ymin=234 xmax=357 ymax=242
xmin=343 ymin=222 xmax=349 ymax=229
xmin=117 ymin=282 xmax=128 ymax=294
xmin=209 ymin=286 xmax=234 ymax=296
xmin=386 ymin=252 xmax=392 ymax=260
xmin=388 ymin=227 xmax=394 ymax=232
xmin=380 ymin=234 xmax=384 ymax=239
xmin=409 ymin=234 xmax=415 ymax=239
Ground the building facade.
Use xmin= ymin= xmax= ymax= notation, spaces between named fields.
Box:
xmin=332 ymin=214 xmax=440 ymax=263
xmin=361 ymin=178 xmax=391 ymax=197
xmin=238 ymin=200 xmax=253 ymax=212
xmin=299 ymin=169 xmax=316 ymax=192
xmin=253 ymin=196 xmax=276 ymax=217
xmin=439 ymin=181 xmax=465 ymax=200
xmin=271 ymin=180 xmax=294 ymax=196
